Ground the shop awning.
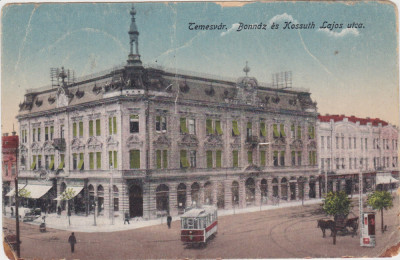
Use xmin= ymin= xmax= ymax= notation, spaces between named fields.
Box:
xmin=376 ymin=175 xmax=400 ymax=185
xmin=23 ymin=184 xmax=53 ymax=199
xmin=5 ymin=184 xmax=27 ymax=197
xmin=54 ymin=186 xmax=84 ymax=200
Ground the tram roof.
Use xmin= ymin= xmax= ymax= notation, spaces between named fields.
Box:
xmin=181 ymin=206 xmax=217 ymax=218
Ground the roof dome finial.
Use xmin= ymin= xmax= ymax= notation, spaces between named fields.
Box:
xmin=127 ymin=4 xmax=142 ymax=66
xmin=243 ymin=61 xmax=250 ymax=77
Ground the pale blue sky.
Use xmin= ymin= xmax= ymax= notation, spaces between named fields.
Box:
xmin=1 ymin=1 xmax=398 ymax=132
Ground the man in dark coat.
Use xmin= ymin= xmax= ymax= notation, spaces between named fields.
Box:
xmin=68 ymin=232 xmax=77 ymax=253
xmin=124 ymin=212 xmax=130 ymax=224
xmin=167 ymin=215 xmax=172 ymax=229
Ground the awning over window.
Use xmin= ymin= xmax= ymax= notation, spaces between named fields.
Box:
xmin=23 ymin=184 xmax=53 ymax=199
xmin=54 ymin=186 xmax=84 ymax=200
xmin=376 ymin=174 xmax=399 ymax=185
xmin=5 ymin=184 xmax=27 ymax=197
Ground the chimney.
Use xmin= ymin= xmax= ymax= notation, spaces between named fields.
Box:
xmin=3 ymin=133 xmax=9 ymax=136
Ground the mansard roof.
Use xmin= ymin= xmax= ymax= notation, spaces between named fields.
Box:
xmin=318 ymin=114 xmax=389 ymax=126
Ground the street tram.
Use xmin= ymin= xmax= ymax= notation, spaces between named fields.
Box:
xmin=180 ymin=205 xmax=218 ymax=246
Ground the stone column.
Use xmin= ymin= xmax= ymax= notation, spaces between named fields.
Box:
xmin=186 ymin=183 xmax=192 ymax=208
xmin=104 ymin=182 xmax=111 ymax=218
xmin=169 ymin=183 xmax=178 ymax=216
xmin=315 ymin=180 xmax=320 ymax=199
xmin=239 ymin=179 xmax=245 ymax=208
xmin=255 ymin=179 xmax=261 ymax=206
xmin=212 ymin=183 xmax=218 ymax=207
xmin=200 ymin=182 xmax=205 ymax=206
xmin=278 ymin=177 xmax=282 ymax=199
xmin=295 ymin=181 xmax=299 ymax=201
xmin=304 ymin=180 xmax=310 ymax=200
xmin=224 ymin=180 xmax=232 ymax=209
xmin=267 ymin=178 xmax=273 ymax=204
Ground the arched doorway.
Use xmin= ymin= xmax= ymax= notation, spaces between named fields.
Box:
xmin=231 ymin=181 xmax=239 ymax=206
xmin=156 ymin=184 xmax=169 ymax=213
xmin=281 ymin=178 xmax=288 ymax=200
xmin=260 ymin=179 xmax=268 ymax=204
xmin=290 ymin=177 xmax=296 ymax=200
xmin=191 ymin=182 xmax=200 ymax=207
xmin=309 ymin=176 xmax=316 ymax=198
xmin=272 ymin=178 xmax=278 ymax=197
xmin=245 ymin=178 xmax=255 ymax=206
xmin=97 ymin=185 xmax=104 ymax=215
xmin=204 ymin=182 xmax=213 ymax=205
xmin=177 ymin=183 xmax=186 ymax=214
xmin=217 ymin=182 xmax=225 ymax=209
xmin=129 ymin=185 xmax=143 ymax=217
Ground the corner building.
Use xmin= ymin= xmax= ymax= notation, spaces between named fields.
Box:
xmin=17 ymin=6 xmax=319 ymax=220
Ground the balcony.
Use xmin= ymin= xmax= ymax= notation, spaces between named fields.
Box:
xmin=52 ymin=138 xmax=66 ymax=151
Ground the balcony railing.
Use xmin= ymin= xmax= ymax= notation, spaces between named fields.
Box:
xmin=52 ymin=138 xmax=66 ymax=151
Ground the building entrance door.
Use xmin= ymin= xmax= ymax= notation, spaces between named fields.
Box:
xmin=129 ymin=185 xmax=143 ymax=217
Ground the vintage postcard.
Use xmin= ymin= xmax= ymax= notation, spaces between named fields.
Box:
xmin=1 ymin=0 xmax=399 ymax=259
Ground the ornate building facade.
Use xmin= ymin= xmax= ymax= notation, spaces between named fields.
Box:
xmin=2 ymin=132 xmax=19 ymax=206
xmin=318 ymin=114 xmax=399 ymax=194
xmin=16 ymin=6 xmax=319 ymax=220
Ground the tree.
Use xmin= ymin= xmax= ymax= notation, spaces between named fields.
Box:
xmin=17 ymin=187 xmax=31 ymax=199
xmin=367 ymin=190 xmax=393 ymax=233
xmin=322 ymin=191 xmax=352 ymax=245
xmin=60 ymin=188 xmax=76 ymax=226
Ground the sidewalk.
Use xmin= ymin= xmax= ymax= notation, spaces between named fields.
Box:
xmin=4 ymin=198 xmax=325 ymax=233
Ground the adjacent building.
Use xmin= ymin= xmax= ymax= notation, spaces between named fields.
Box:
xmin=16 ymin=6 xmax=320 ymax=220
xmin=2 ymin=131 xmax=19 ymax=206
xmin=317 ymin=114 xmax=399 ymax=194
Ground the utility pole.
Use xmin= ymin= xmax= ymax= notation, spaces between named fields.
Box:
xmin=14 ymin=177 xmax=20 ymax=258
xmin=359 ymin=168 xmax=363 ymax=246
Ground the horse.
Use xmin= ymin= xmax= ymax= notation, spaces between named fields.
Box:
xmin=345 ymin=217 xmax=359 ymax=237
xmin=317 ymin=219 xmax=335 ymax=238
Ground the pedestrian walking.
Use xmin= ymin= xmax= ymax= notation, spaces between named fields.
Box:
xmin=57 ymin=205 xmax=61 ymax=217
xmin=68 ymin=232 xmax=77 ymax=253
xmin=167 ymin=215 xmax=172 ymax=229
xmin=10 ymin=207 xmax=14 ymax=217
xmin=124 ymin=212 xmax=130 ymax=224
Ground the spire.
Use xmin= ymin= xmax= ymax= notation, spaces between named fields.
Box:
xmin=243 ymin=61 xmax=250 ymax=77
xmin=127 ymin=4 xmax=142 ymax=66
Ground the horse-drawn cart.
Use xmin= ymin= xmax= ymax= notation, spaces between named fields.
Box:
xmin=317 ymin=215 xmax=359 ymax=238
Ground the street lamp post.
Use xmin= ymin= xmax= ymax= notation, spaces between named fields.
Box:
xmin=110 ymin=166 xmax=114 ymax=225
xmin=359 ymin=167 xmax=363 ymax=246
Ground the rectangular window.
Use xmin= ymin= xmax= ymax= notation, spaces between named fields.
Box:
xmin=113 ymin=117 xmax=117 ymax=134
xmin=280 ymin=124 xmax=286 ymax=138
xmin=341 ymin=158 xmax=345 ymax=169
xmin=273 ymin=124 xmax=279 ymax=138
xmin=327 ymin=158 xmax=331 ymax=170
xmin=114 ymin=151 xmax=117 ymax=169
xmin=206 ymin=119 xmax=214 ymax=135
xmin=273 ymin=151 xmax=278 ymax=166
xmin=349 ymin=158 xmax=352 ymax=169
xmin=11 ymin=164 xmax=16 ymax=175
xmin=341 ymin=137 xmax=344 ymax=149
xmin=215 ymin=120 xmax=223 ymax=135
xmin=189 ymin=151 xmax=197 ymax=168
xmin=108 ymin=151 xmax=117 ymax=169
xmin=336 ymin=137 xmax=339 ymax=149
xmin=130 ymin=150 xmax=140 ymax=169
xmin=291 ymin=124 xmax=295 ymax=139
xmin=291 ymin=151 xmax=296 ymax=166
xmin=232 ymin=120 xmax=240 ymax=136
xmin=89 ymin=152 xmax=94 ymax=170
xmin=206 ymin=150 xmax=213 ymax=168
xmin=33 ymin=128 xmax=36 ymax=142
xmin=58 ymin=154 xmax=65 ymax=169
xmin=308 ymin=125 xmax=315 ymax=139
xmin=109 ymin=117 xmax=117 ymax=135
xmin=60 ymin=125 xmax=65 ymax=139
xmin=297 ymin=126 xmax=302 ymax=139
xmin=180 ymin=150 xmax=189 ymax=168
xmin=96 ymin=152 xmax=101 ymax=169
xmin=365 ymin=138 xmax=368 ymax=150
xmin=335 ymin=158 xmax=339 ymax=170
xmin=354 ymin=137 xmax=356 ymax=149
xmin=50 ymin=126 xmax=54 ymax=140
xmin=49 ymin=155 xmax=54 ymax=170
xmin=45 ymin=127 xmax=49 ymax=141
xmin=73 ymin=153 xmax=77 ymax=170
xmin=188 ymin=119 xmax=196 ymax=135
xmin=37 ymin=128 xmax=41 ymax=142
xmin=349 ymin=137 xmax=352 ymax=149
xmin=89 ymin=120 xmax=94 ymax=137
xmin=321 ymin=136 xmax=324 ymax=149
xmin=130 ymin=115 xmax=139 ymax=133
xmin=280 ymin=151 xmax=285 ymax=166
xmin=297 ymin=152 xmax=302 ymax=166
xmin=96 ymin=119 xmax=101 ymax=136
xmin=308 ymin=152 xmax=312 ymax=166
xmin=327 ymin=136 xmax=331 ymax=149
xmin=79 ymin=122 xmax=83 ymax=137
xmin=78 ymin=153 xmax=84 ymax=170
xmin=163 ymin=150 xmax=168 ymax=168
xmin=156 ymin=150 xmax=162 ymax=169
xmin=38 ymin=155 xmax=42 ymax=169
xmin=260 ymin=150 xmax=266 ymax=166
xmin=156 ymin=116 xmax=167 ymax=132
xmin=246 ymin=122 xmax=252 ymax=139
xmin=31 ymin=155 xmax=37 ymax=170
xmin=114 ymin=198 xmax=119 ymax=212
xmin=45 ymin=155 xmax=49 ymax=169
xmin=260 ymin=121 xmax=266 ymax=137
xmin=232 ymin=150 xmax=239 ymax=168
xmin=247 ymin=151 xmax=253 ymax=165
xmin=180 ymin=118 xmax=188 ymax=134
xmin=73 ymin=123 xmax=77 ymax=138
xmin=216 ymin=150 xmax=222 ymax=168
xmin=321 ymin=158 xmax=325 ymax=170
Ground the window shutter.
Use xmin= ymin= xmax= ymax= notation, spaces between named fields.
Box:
xmin=180 ymin=118 xmax=188 ymax=134
xmin=162 ymin=150 xmax=168 ymax=168
xmin=206 ymin=151 xmax=213 ymax=168
xmin=274 ymin=151 xmax=278 ymax=157
xmin=109 ymin=118 xmax=112 ymax=135
xmin=109 ymin=151 xmax=113 ymax=167
xmin=260 ymin=122 xmax=266 ymax=137
xmin=311 ymin=126 xmax=315 ymax=139
xmin=247 ymin=122 xmax=252 ymax=130
xmin=180 ymin=150 xmax=189 ymax=168
xmin=45 ymin=127 xmax=48 ymax=135
xmin=297 ymin=126 xmax=302 ymax=139
xmin=89 ymin=120 xmax=93 ymax=136
xmin=232 ymin=121 xmax=240 ymax=136
xmin=50 ymin=126 xmax=54 ymax=134
xmin=30 ymin=155 xmax=37 ymax=170
xmin=133 ymin=150 xmax=140 ymax=169
xmin=79 ymin=122 xmax=83 ymax=137
xmin=216 ymin=150 xmax=222 ymax=168
xmin=89 ymin=153 xmax=94 ymax=169
xmin=49 ymin=155 xmax=55 ymax=170
xmin=113 ymin=151 xmax=117 ymax=168
xmin=273 ymin=124 xmax=279 ymax=138
xmin=248 ymin=151 xmax=253 ymax=164
xmin=96 ymin=152 xmax=101 ymax=169
xmin=206 ymin=119 xmax=214 ymax=135
xmin=96 ymin=119 xmax=101 ymax=136
xmin=215 ymin=120 xmax=223 ymax=135
xmin=260 ymin=151 xmax=266 ymax=166
xmin=156 ymin=150 xmax=162 ymax=169
xmin=233 ymin=150 xmax=239 ymax=167
xmin=113 ymin=117 xmax=117 ymax=134
xmin=73 ymin=123 xmax=77 ymax=137
xmin=78 ymin=153 xmax=84 ymax=170
xmin=58 ymin=154 xmax=65 ymax=170
xmin=280 ymin=124 xmax=286 ymax=137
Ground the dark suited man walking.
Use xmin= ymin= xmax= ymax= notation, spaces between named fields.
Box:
xmin=68 ymin=232 xmax=77 ymax=253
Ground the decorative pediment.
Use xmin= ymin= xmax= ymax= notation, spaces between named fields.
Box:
xmin=106 ymin=135 xmax=119 ymax=147
xmin=153 ymin=135 xmax=171 ymax=146
xmin=204 ymin=135 xmax=223 ymax=148
xmin=126 ymin=135 xmax=143 ymax=147
xmin=178 ymin=134 xmax=198 ymax=147
xmin=244 ymin=164 xmax=262 ymax=172
xmin=43 ymin=141 xmax=55 ymax=153
xmin=272 ymin=137 xmax=286 ymax=148
xmin=87 ymin=136 xmax=103 ymax=150
xmin=307 ymin=140 xmax=317 ymax=149
xmin=19 ymin=144 xmax=28 ymax=153
xmin=31 ymin=142 xmax=42 ymax=153
xmin=230 ymin=136 xmax=241 ymax=148
xmin=71 ymin=138 xmax=85 ymax=151
xmin=290 ymin=139 xmax=303 ymax=149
